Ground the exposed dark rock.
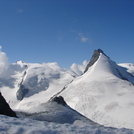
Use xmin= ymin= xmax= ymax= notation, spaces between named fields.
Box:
xmin=0 ymin=92 xmax=17 ymax=117
xmin=50 ymin=96 xmax=67 ymax=106
xmin=16 ymin=68 xmax=29 ymax=101
xmin=84 ymin=49 xmax=109 ymax=73
xmin=16 ymin=84 xmax=29 ymax=101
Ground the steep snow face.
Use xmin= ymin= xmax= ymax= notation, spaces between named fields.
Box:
xmin=59 ymin=52 xmax=134 ymax=129
xmin=119 ymin=63 xmax=134 ymax=76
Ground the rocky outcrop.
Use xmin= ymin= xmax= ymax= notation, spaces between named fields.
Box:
xmin=49 ymin=96 xmax=67 ymax=106
xmin=16 ymin=84 xmax=29 ymax=101
xmin=0 ymin=92 xmax=17 ymax=117
xmin=84 ymin=49 xmax=109 ymax=73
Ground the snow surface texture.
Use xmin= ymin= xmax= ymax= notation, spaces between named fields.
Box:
xmin=15 ymin=97 xmax=97 ymax=124
xmin=59 ymin=52 xmax=134 ymax=129
xmin=1 ymin=114 xmax=134 ymax=134
xmin=0 ymin=96 xmax=134 ymax=134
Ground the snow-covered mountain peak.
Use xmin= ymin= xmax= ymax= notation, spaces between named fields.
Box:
xmin=16 ymin=60 xmax=26 ymax=64
xmin=58 ymin=49 xmax=134 ymax=129
xmin=84 ymin=49 xmax=109 ymax=73
xmin=83 ymin=49 xmax=134 ymax=84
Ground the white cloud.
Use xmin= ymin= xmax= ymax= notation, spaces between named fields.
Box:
xmin=78 ymin=33 xmax=89 ymax=43
xmin=81 ymin=36 xmax=89 ymax=43
xmin=70 ymin=60 xmax=88 ymax=75
xmin=17 ymin=8 xmax=23 ymax=13
xmin=0 ymin=46 xmax=2 ymax=51
xmin=0 ymin=46 xmax=9 ymax=74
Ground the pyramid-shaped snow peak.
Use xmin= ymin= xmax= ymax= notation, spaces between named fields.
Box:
xmin=84 ymin=49 xmax=109 ymax=73
xmin=83 ymin=49 xmax=134 ymax=83
xmin=58 ymin=49 xmax=134 ymax=129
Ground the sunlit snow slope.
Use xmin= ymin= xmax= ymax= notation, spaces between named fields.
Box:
xmin=58 ymin=49 xmax=134 ymax=129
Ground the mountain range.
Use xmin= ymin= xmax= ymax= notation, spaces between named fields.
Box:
xmin=0 ymin=49 xmax=134 ymax=133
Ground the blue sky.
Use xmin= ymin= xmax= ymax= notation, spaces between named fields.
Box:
xmin=0 ymin=0 xmax=134 ymax=68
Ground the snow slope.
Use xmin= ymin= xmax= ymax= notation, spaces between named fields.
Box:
xmin=58 ymin=51 xmax=134 ymax=129
xmin=0 ymin=91 xmax=134 ymax=134
xmin=15 ymin=96 xmax=97 ymax=125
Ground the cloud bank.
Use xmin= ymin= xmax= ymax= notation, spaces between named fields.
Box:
xmin=0 ymin=46 xmax=9 ymax=74
xmin=70 ymin=60 xmax=88 ymax=75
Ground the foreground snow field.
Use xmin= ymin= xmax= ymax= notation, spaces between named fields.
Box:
xmin=0 ymin=115 xmax=134 ymax=134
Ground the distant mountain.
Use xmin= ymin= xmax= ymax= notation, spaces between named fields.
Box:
xmin=118 ymin=63 xmax=134 ymax=76
xmin=0 ymin=61 xmax=79 ymax=111
xmin=57 ymin=49 xmax=134 ymax=129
